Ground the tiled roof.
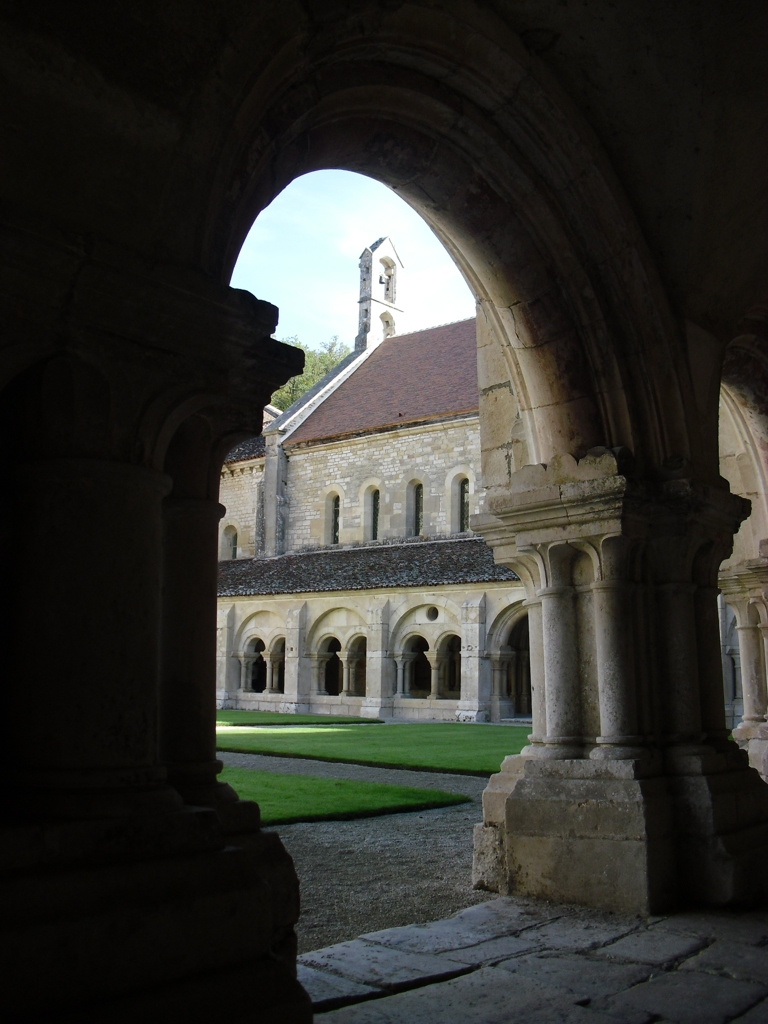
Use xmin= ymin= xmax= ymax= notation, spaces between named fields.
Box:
xmin=285 ymin=318 xmax=478 ymax=445
xmin=224 ymin=434 xmax=266 ymax=463
xmin=218 ymin=536 xmax=518 ymax=596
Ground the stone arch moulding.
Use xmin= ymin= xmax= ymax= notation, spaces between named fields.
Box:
xmin=388 ymin=596 xmax=462 ymax=653
xmin=189 ymin=5 xmax=694 ymax=478
xmin=305 ymin=605 xmax=366 ymax=653
xmin=447 ymin=466 xmax=475 ymax=534
xmin=344 ymin=631 xmax=368 ymax=654
xmin=486 ymin=600 xmax=529 ymax=655
xmin=234 ymin=609 xmax=286 ymax=652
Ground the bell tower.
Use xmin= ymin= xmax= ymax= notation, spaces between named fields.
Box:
xmin=355 ymin=236 xmax=404 ymax=351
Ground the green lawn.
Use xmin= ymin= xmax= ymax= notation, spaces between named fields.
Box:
xmin=216 ymin=722 xmax=530 ymax=775
xmin=219 ymin=766 xmax=468 ymax=824
xmin=216 ymin=709 xmax=381 ymax=727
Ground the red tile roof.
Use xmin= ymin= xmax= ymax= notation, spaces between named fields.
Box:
xmin=285 ymin=318 xmax=478 ymax=445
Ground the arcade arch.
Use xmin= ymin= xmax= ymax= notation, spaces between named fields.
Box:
xmin=7 ymin=17 xmax=768 ymax=1019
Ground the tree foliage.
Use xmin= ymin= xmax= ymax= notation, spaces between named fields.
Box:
xmin=270 ymin=336 xmax=351 ymax=411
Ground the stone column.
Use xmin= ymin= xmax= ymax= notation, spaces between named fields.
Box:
xmin=525 ymin=599 xmax=546 ymax=748
xmin=539 ymin=553 xmax=582 ymax=758
xmin=265 ymin=657 xmax=275 ymax=692
xmin=590 ymin=539 xmax=644 ymax=758
xmin=160 ymin=497 xmax=241 ymax=811
xmin=341 ymin=654 xmax=352 ymax=695
xmin=695 ymin=584 xmax=732 ymax=748
xmin=426 ymin=652 xmax=440 ymax=698
xmin=13 ymin=458 xmax=183 ymax=819
xmin=736 ymin=621 xmax=764 ymax=723
xmin=310 ymin=654 xmax=327 ymax=695
xmin=239 ymin=656 xmax=253 ymax=691
xmin=657 ymin=581 xmax=704 ymax=747
xmin=395 ymin=656 xmax=406 ymax=695
xmin=473 ymin=453 xmax=768 ymax=914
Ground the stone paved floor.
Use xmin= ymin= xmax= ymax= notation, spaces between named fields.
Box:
xmin=299 ymin=898 xmax=768 ymax=1023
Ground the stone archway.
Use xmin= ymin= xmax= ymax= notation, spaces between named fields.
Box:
xmin=4 ymin=4 xmax=768 ymax=1018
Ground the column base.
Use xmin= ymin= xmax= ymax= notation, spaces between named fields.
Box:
xmin=455 ymin=700 xmax=491 ymax=723
xmin=3 ymin=811 xmax=310 ymax=1022
xmin=473 ymin=751 xmax=768 ymax=915
xmin=733 ymin=720 xmax=768 ymax=780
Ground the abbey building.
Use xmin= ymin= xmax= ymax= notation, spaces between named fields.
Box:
xmin=216 ymin=238 xmax=530 ymax=721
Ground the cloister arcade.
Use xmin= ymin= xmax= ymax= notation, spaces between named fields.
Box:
xmin=3 ymin=3 xmax=768 ymax=1018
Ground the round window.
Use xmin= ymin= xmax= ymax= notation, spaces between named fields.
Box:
xmin=426 ymin=606 xmax=439 ymax=621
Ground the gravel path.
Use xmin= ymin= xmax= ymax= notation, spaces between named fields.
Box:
xmin=219 ymin=751 xmax=490 ymax=953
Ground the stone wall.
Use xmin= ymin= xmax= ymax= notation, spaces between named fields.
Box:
xmin=216 ymin=578 xmax=527 ymax=722
xmin=219 ymin=459 xmax=264 ymax=557
xmin=283 ymin=416 xmax=483 ymax=552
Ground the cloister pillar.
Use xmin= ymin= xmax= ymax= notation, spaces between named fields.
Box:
xmin=525 ymin=598 xmax=546 ymax=748
xmin=0 ymin=256 xmax=309 ymax=1018
xmin=727 ymin=592 xmax=768 ymax=774
xmin=426 ymin=652 xmax=440 ymax=698
xmin=395 ymin=656 xmax=406 ymax=696
xmin=239 ymin=655 xmax=254 ymax=691
xmin=473 ymin=450 xmax=768 ymax=913
xmin=539 ymin=547 xmax=581 ymax=759
xmin=341 ymin=654 xmax=353 ymax=695
xmin=590 ymin=537 xmax=644 ymax=759
xmin=457 ymin=593 xmax=490 ymax=721
xmin=311 ymin=654 xmax=329 ymax=695
xmin=160 ymin=495 xmax=243 ymax=815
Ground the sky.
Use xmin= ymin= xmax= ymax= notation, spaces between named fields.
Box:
xmin=230 ymin=170 xmax=476 ymax=351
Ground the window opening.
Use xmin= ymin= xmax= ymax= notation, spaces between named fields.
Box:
xmin=324 ymin=638 xmax=342 ymax=695
xmin=414 ymin=483 xmax=423 ymax=536
xmin=406 ymin=635 xmax=430 ymax=694
xmin=507 ymin=616 xmax=531 ymax=716
xmin=331 ymin=494 xmax=340 ymax=545
xmin=459 ymin=478 xmax=470 ymax=532
xmin=221 ymin=525 xmax=238 ymax=560
xmin=372 ymin=489 xmax=380 ymax=541
xmin=249 ymin=639 xmax=267 ymax=693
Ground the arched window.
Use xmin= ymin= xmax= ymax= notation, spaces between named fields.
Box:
xmin=372 ymin=489 xmax=380 ymax=540
xmin=379 ymin=257 xmax=396 ymax=303
xmin=221 ymin=525 xmax=237 ymax=560
xmin=404 ymin=635 xmax=431 ymax=694
xmin=380 ymin=311 xmax=395 ymax=338
xmin=326 ymin=492 xmax=341 ymax=546
xmin=441 ymin=634 xmax=462 ymax=695
xmin=459 ymin=478 xmax=470 ymax=533
xmin=247 ymin=638 xmax=267 ymax=693
xmin=413 ymin=483 xmax=423 ymax=536
xmin=331 ymin=494 xmax=340 ymax=544
xmin=324 ymin=638 xmax=342 ymax=696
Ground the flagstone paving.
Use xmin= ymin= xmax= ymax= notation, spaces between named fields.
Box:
xmin=300 ymin=897 xmax=768 ymax=1023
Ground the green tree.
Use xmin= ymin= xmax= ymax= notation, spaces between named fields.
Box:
xmin=271 ymin=336 xmax=351 ymax=411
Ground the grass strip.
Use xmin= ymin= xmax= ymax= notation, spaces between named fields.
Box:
xmin=216 ymin=722 xmax=530 ymax=776
xmin=216 ymin=710 xmax=381 ymax=727
xmin=219 ymin=765 xmax=468 ymax=825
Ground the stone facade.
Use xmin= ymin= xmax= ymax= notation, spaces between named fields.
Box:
xmin=217 ymin=291 xmax=529 ymax=722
